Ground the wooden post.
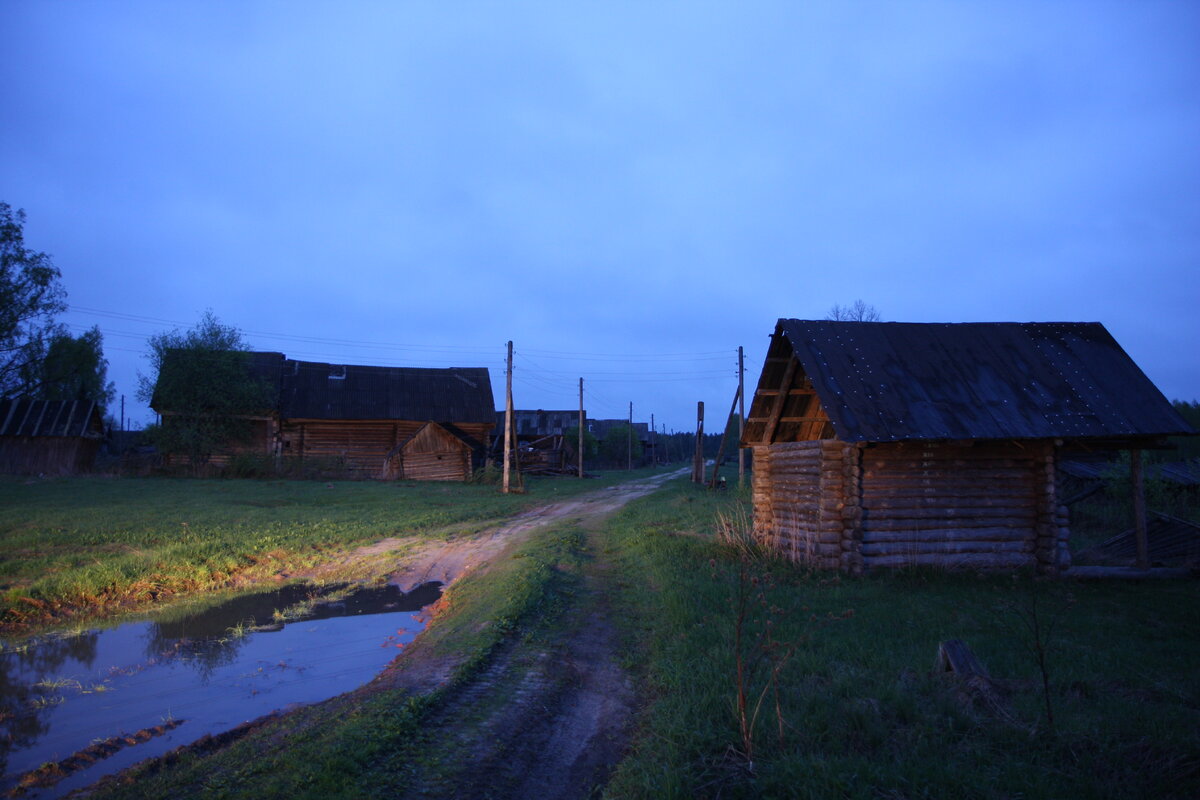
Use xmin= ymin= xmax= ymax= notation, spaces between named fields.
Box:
xmin=710 ymin=385 xmax=741 ymax=489
xmin=651 ymin=413 xmax=655 ymax=465
xmin=693 ymin=401 xmax=705 ymax=483
xmin=737 ymin=346 xmax=745 ymax=488
xmin=628 ymin=401 xmax=633 ymax=470
xmin=503 ymin=340 xmax=514 ymax=494
xmin=1131 ymin=448 xmax=1148 ymax=569
xmin=578 ymin=377 xmax=584 ymax=478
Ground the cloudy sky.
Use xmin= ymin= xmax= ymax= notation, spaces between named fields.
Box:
xmin=3 ymin=1 xmax=1197 ymax=431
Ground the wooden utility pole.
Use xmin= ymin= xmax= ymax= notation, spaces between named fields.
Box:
xmin=737 ymin=346 xmax=745 ymax=488
xmin=651 ymin=413 xmax=656 ymax=465
xmin=578 ymin=377 xmax=585 ymax=478
xmin=627 ymin=401 xmax=633 ymax=470
xmin=710 ymin=385 xmax=741 ymax=489
xmin=693 ymin=401 xmax=705 ymax=483
xmin=503 ymin=340 xmax=514 ymax=494
xmin=1131 ymin=449 xmax=1148 ymax=569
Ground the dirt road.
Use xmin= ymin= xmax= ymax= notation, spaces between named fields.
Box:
xmin=91 ymin=470 xmax=685 ymax=800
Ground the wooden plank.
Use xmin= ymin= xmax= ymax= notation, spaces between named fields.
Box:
xmin=761 ymin=357 xmax=797 ymax=444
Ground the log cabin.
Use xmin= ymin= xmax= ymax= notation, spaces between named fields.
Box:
xmin=153 ymin=353 xmax=494 ymax=480
xmin=0 ymin=398 xmax=104 ymax=475
xmin=740 ymin=320 xmax=1195 ymax=574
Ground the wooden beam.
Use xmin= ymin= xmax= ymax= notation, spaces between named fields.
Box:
xmin=1132 ymin=448 xmax=1148 ymax=569
xmin=762 ymin=357 xmax=797 ymax=444
xmin=753 ymin=388 xmax=815 ymax=397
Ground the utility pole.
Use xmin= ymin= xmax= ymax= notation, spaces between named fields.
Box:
xmin=627 ymin=401 xmax=633 ymax=470
xmin=503 ymin=341 xmax=514 ymax=494
xmin=693 ymin=401 xmax=705 ymax=483
xmin=738 ymin=346 xmax=745 ymax=488
xmin=651 ymin=413 xmax=656 ymax=465
xmin=120 ymin=395 xmax=126 ymax=433
xmin=578 ymin=377 xmax=584 ymax=478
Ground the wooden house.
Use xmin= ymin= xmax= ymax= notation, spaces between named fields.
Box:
xmin=152 ymin=354 xmax=494 ymax=480
xmin=0 ymin=398 xmax=104 ymax=475
xmin=741 ymin=320 xmax=1195 ymax=574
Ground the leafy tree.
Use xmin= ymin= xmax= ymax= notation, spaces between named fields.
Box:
xmin=137 ymin=311 xmax=273 ymax=470
xmin=599 ymin=424 xmax=643 ymax=468
xmin=826 ymin=300 xmax=881 ymax=322
xmin=25 ymin=326 xmax=115 ymax=406
xmin=0 ymin=203 xmax=67 ymax=397
xmin=563 ymin=426 xmax=599 ymax=465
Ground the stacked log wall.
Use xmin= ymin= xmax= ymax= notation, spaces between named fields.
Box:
xmin=858 ymin=441 xmax=1047 ymax=571
xmin=280 ymin=420 xmax=490 ymax=479
xmin=751 ymin=441 xmax=850 ymax=569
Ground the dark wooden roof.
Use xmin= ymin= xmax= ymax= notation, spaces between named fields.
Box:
xmin=745 ymin=320 xmax=1193 ymax=444
xmin=278 ymin=360 xmax=494 ymax=423
xmin=153 ymin=351 xmax=495 ymax=425
xmin=0 ymin=399 xmax=103 ymax=438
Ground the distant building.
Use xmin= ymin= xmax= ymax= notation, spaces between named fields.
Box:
xmin=151 ymin=353 xmax=494 ymax=480
xmin=0 ymin=398 xmax=104 ymax=475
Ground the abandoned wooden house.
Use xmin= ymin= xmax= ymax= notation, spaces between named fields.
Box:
xmin=153 ymin=353 xmax=494 ymax=480
xmin=741 ymin=320 xmax=1194 ymax=574
xmin=0 ymin=398 xmax=105 ymax=475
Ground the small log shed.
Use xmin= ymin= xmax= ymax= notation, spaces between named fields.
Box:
xmin=740 ymin=320 xmax=1195 ymax=574
xmin=383 ymin=421 xmax=475 ymax=481
xmin=0 ymin=398 xmax=104 ymax=475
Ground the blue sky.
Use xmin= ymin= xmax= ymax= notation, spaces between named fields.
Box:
xmin=2 ymin=1 xmax=1197 ymax=431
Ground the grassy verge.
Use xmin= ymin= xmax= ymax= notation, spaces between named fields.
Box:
xmin=0 ymin=468 xmax=661 ymax=634
xmin=601 ymin=479 xmax=1200 ymax=799
xmin=87 ymin=521 xmax=587 ymax=799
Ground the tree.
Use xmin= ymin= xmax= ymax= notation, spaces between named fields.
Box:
xmin=563 ymin=426 xmax=599 ymax=464
xmin=137 ymin=311 xmax=273 ymax=470
xmin=826 ymin=300 xmax=881 ymax=322
xmin=599 ymin=424 xmax=643 ymax=468
xmin=0 ymin=203 xmax=67 ymax=397
xmin=24 ymin=326 xmax=115 ymax=406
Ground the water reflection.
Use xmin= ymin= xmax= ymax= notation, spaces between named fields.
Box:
xmin=0 ymin=581 xmax=441 ymax=796
xmin=0 ymin=633 xmax=99 ymax=775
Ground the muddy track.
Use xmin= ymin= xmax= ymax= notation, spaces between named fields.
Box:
xmin=385 ymin=471 xmax=682 ymax=799
xmin=401 ymin=529 xmax=637 ymax=799
xmin=85 ymin=470 xmax=684 ymax=799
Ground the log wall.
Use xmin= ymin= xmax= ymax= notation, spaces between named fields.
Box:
xmin=752 ymin=438 xmax=1071 ymax=574
xmin=281 ymin=420 xmax=490 ymax=479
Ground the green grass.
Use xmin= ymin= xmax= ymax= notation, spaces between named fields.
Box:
xmin=15 ymin=472 xmax=1197 ymax=798
xmin=600 ymin=479 xmax=1200 ymax=799
xmin=0 ymin=469 xmax=660 ymax=634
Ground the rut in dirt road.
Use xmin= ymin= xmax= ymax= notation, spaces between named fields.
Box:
xmin=398 ymin=470 xmax=683 ymax=800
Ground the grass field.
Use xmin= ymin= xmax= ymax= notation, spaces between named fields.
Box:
xmin=0 ymin=469 xmax=654 ymax=634
xmin=601 ymin=482 xmax=1200 ymax=799
xmin=8 ymin=474 xmax=1198 ymax=798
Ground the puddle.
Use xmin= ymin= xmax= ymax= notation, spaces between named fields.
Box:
xmin=0 ymin=581 xmax=442 ymax=798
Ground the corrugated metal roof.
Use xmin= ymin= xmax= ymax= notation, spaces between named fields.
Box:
xmin=0 ymin=399 xmax=103 ymax=438
xmin=774 ymin=320 xmax=1193 ymax=443
xmin=278 ymin=359 xmax=494 ymax=423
